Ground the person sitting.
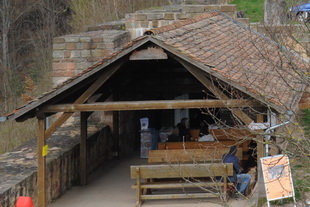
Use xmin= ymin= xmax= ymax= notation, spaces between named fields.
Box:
xmin=223 ymin=146 xmax=251 ymax=197
xmin=177 ymin=118 xmax=191 ymax=141
xmin=198 ymin=121 xmax=215 ymax=142
xmin=167 ymin=126 xmax=181 ymax=142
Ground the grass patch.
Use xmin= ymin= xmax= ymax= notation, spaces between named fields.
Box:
xmin=230 ymin=0 xmax=264 ymax=22
xmin=302 ymin=109 xmax=310 ymax=135
xmin=0 ymin=119 xmax=37 ymax=154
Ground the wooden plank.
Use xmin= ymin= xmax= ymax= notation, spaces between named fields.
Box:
xmin=130 ymin=163 xmax=233 ymax=179
xmin=141 ymin=193 xmax=218 ymax=200
xmin=209 ymin=129 xmax=255 ymax=141
xmin=179 ymin=60 xmax=254 ymax=125
xmin=131 ymin=181 xmax=231 ymax=189
xmin=38 ymin=118 xmax=46 ymax=207
xmin=43 ymin=99 xmax=261 ymax=113
xmin=148 ymin=148 xmax=243 ymax=164
xmin=44 ymin=62 xmax=122 ymax=139
xmin=80 ymin=112 xmax=88 ymax=186
xmin=158 ymin=141 xmax=239 ymax=150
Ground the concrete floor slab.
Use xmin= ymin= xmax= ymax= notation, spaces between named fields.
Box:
xmin=48 ymin=155 xmax=254 ymax=207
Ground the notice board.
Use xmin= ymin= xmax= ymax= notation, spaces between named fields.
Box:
xmin=261 ymin=155 xmax=295 ymax=202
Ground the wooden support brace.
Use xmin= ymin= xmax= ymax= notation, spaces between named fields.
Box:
xmin=256 ymin=114 xmax=265 ymax=159
xmin=44 ymin=62 xmax=123 ymax=140
xmin=38 ymin=118 xmax=46 ymax=207
xmin=80 ymin=112 xmax=88 ymax=186
xmin=178 ymin=59 xmax=254 ymax=125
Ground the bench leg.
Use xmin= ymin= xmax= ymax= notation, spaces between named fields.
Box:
xmin=136 ymin=168 xmax=142 ymax=207
xmin=223 ymin=166 xmax=228 ymax=202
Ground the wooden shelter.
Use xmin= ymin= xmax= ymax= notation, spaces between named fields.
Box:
xmin=1 ymin=11 xmax=308 ymax=207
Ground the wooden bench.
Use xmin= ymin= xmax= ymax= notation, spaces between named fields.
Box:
xmin=148 ymin=148 xmax=243 ymax=164
xmin=131 ymin=163 xmax=233 ymax=206
xmin=158 ymin=140 xmax=251 ymax=162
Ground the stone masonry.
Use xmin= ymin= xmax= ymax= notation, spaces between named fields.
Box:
xmin=125 ymin=4 xmax=240 ymax=39
xmin=52 ymin=30 xmax=130 ymax=86
xmin=0 ymin=123 xmax=113 ymax=207
xmin=52 ymin=0 xmax=248 ymax=87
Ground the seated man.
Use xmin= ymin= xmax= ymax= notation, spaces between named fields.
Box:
xmin=223 ymin=146 xmax=251 ymax=196
xmin=167 ymin=126 xmax=181 ymax=142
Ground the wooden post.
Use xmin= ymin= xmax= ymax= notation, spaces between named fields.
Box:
xmin=256 ymin=114 xmax=264 ymax=159
xmin=80 ymin=112 xmax=88 ymax=186
xmin=223 ymin=164 xmax=227 ymax=202
xmin=38 ymin=117 xmax=46 ymax=207
xmin=113 ymin=111 xmax=120 ymax=158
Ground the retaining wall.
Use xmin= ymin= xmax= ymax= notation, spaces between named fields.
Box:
xmin=0 ymin=124 xmax=112 ymax=207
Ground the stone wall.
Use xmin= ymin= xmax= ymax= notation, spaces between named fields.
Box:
xmin=0 ymin=124 xmax=113 ymax=207
xmin=52 ymin=30 xmax=130 ymax=86
xmin=125 ymin=4 xmax=238 ymax=39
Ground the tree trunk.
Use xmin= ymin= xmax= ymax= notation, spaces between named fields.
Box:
xmin=264 ymin=0 xmax=288 ymax=25
xmin=1 ymin=0 xmax=12 ymax=112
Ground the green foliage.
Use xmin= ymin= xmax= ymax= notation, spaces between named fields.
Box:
xmin=230 ymin=0 xmax=264 ymax=22
xmin=302 ymin=109 xmax=310 ymax=135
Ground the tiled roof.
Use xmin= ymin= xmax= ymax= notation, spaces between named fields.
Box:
xmin=151 ymin=11 xmax=308 ymax=111
xmin=2 ymin=11 xmax=308 ymax=121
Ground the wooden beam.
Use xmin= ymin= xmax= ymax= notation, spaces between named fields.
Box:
xmin=178 ymin=60 xmax=254 ymax=125
xmin=44 ymin=62 xmax=123 ymax=140
xmin=44 ymin=99 xmax=261 ymax=113
xmin=256 ymin=114 xmax=265 ymax=159
xmin=38 ymin=117 xmax=46 ymax=207
xmin=80 ymin=112 xmax=88 ymax=186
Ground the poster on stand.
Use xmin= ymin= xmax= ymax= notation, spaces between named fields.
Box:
xmin=261 ymin=155 xmax=295 ymax=205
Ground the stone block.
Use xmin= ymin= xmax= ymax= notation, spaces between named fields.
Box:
xmin=64 ymin=51 xmax=71 ymax=58
xmin=53 ymin=43 xmax=66 ymax=50
xmin=66 ymin=43 xmax=77 ymax=50
xmin=53 ymin=51 xmax=64 ymax=59
xmin=220 ymin=5 xmax=237 ymax=12
xmin=135 ymin=14 xmax=147 ymax=21
xmin=104 ymin=42 xmax=116 ymax=50
xmin=176 ymin=13 xmax=195 ymax=20
xmin=140 ymin=21 xmax=151 ymax=28
xmin=152 ymin=20 xmax=159 ymax=28
xmin=64 ymin=36 xmax=80 ymax=43
xmin=70 ymin=50 xmax=81 ymax=58
xmin=79 ymin=37 xmax=92 ymax=43
xmin=82 ymin=43 xmax=91 ymax=50
xmin=53 ymin=38 xmax=65 ymax=44
xmin=76 ymin=62 xmax=93 ymax=71
xmin=81 ymin=50 xmax=91 ymax=58
xmin=204 ymin=5 xmax=221 ymax=11
xmin=91 ymin=49 xmax=104 ymax=58
xmin=52 ymin=62 xmax=75 ymax=77
xmin=96 ymin=43 xmax=105 ymax=49
xmin=76 ymin=43 xmax=84 ymax=50
xmin=92 ymin=38 xmax=103 ymax=43
xmin=146 ymin=13 xmax=164 ymax=20
xmin=183 ymin=5 xmax=205 ymax=13
xmin=87 ymin=57 xmax=100 ymax=62
xmin=164 ymin=13 xmax=176 ymax=20
xmin=224 ymin=11 xmax=237 ymax=18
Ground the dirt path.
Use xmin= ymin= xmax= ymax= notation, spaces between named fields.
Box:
xmin=48 ymin=155 xmax=253 ymax=207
